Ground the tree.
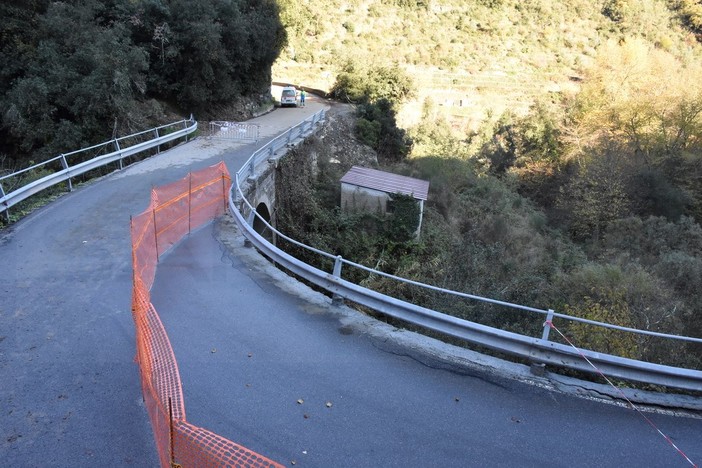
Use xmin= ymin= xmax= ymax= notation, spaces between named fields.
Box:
xmin=0 ymin=0 xmax=48 ymax=162
xmin=672 ymin=0 xmax=702 ymax=39
xmin=562 ymin=37 xmax=702 ymax=224
xmin=557 ymin=148 xmax=631 ymax=243
xmin=331 ymin=63 xmax=415 ymax=104
xmin=566 ymin=38 xmax=702 ymax=160
xmin=2 ymin=2 xmax=149 ymax=160
xmin=356 ymin=98 xmax=413 ymax=161
xmin=1 ymin=0 xmax=287 ymax=165
xmin=557 ymin=261 xmax=683 ymax=362
xmin=123 ymin=0 xmax=285 ymax=115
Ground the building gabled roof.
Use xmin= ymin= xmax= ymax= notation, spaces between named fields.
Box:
xmin=340 ymin=166 xmax=429 ymax=201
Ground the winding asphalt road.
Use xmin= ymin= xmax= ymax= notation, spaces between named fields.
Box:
xmin=2 ymin=95 xmax=701 ymax=467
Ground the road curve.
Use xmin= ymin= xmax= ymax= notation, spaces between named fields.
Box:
xmin=2 ymin=94 xmax=701 ymax=467
xmin=152 ymin=212 xmax=702 ymax=468
xmin=0 ymin=97 xmax=326 ymax=466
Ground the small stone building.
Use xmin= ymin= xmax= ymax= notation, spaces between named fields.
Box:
xmin=340 ymin=166 xmax=430 ymax=238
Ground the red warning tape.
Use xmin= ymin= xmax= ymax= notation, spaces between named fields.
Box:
xmin=544 ymin=320 xmax=698 ymax=468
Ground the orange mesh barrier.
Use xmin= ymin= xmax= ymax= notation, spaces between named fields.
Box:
xmin=174 ymin=421 xmax=281 ymax=468
xmin=130 ymin=162 xmax=283 ymax=468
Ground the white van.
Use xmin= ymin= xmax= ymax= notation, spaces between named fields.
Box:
xmin=280 ymin=86 xmax=299 ymax=107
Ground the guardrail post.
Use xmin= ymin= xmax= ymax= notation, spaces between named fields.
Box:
xmin=244 ymin=210 xmax=255 ymax=248
xmin=541 ymin=309 xmax=554 ymax=341
xmin=530 ymin=309 xmax=555 ymax=377
xmin=0 ymin=182 xmax=9 ymax=223
xmin=249 ymin=159 xmax=256 ymax=179
xmin=153 ymin=129 xmax=161 ymax=153
xmin=59 ymin=154 xmax=73 ymax=192
xmin=332 ymin=255 xmax=344 ymax=306
xmin=114 ymin=139 xmax=124 ymax=170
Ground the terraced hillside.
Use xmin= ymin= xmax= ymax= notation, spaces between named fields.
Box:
xmin=273 ymin=0 xmax=701 ymax=131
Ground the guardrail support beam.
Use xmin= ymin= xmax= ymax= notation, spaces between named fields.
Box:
xmin=332 ymin=255 xmax=344 ymax=306
xmin=60 ymin=154 xmax=73 ymax=192
xmin=530 ymin=309 xmax=555 ymax=377
xmin=0 ymin=182 xmax=9 ymax=222
xmin=541 ymin=309 xmax=554 ymax=341
xmin=114 ymin=139 xmax=124 ymax=170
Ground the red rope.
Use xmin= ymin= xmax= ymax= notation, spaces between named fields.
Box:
xmin=544 ymin=320 xmax=698 ymax=468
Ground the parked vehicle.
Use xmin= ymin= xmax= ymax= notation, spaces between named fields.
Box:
xmin=280 ymin=86 xmax=299 ymax=107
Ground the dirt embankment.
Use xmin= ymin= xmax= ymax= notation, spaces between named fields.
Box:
xmin=306 ymin=102 xmax=378 ymax=169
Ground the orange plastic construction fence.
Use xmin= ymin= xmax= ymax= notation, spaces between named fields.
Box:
xmin=130 ymin=162 xmax=283 ymax=468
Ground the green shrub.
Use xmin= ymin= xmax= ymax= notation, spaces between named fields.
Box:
xmin=386 ymin=193 xmax=421 ymax=241
xmin=355 ymin=118 xmax=381 ymax=147
xmin=356 ymin=99 xmax=413 ymax=161
xmin=556 ymin=262 xmax=685 ymax=362
xmin=330 ymin=63 xmax=415 ymax=104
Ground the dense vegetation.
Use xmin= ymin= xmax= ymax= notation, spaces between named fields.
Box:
xmin=2 ymin=0 xmax=700 ymax=371
xmin=274 ymin=0 xmax=702 ymax=371
xmin=0 ymin=0 xmax=284 ymax=168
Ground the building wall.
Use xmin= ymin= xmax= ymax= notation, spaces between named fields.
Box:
xmin=340 ymin=183 xmax=427 ymax=239
xmin=340 ymin=183 xmax=389 ymax=214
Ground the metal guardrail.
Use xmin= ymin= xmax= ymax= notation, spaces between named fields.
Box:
xmin=241 ymin=110 xmax=326 ymax=182
xmin=229 ymin=109 xmax=702 ymax=392
xmin=0 ymin=117 xmax=197 ymax=222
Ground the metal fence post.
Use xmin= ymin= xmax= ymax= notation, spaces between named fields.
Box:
xmin=114 ymin=139 xmax=123 ymax=170
xmin=152 ymin=206 xmax=159 ymax=263
xmin=168 ymin=397 xmax=182 ymax=468
xmin=221 ymin=171 xmax=227 ymax=212
xmin=531 ymin=309 xmax=555 ymax=377
xmin=59 ymin=154 xmax=73 ymax=192
xmin=541 ymin=309 xmax=555 ymax=342
xmin=332 ymin=255 xmax=344 ymax=306
xmin=188 ymin=172 xmax=192 ymax=234
xmin=153 ymin=129 xmax=161 ymax=154
xmin=0 ymin=182 xmax=9 ymax=223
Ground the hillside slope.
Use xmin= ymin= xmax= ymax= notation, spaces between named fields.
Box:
xmin=273 ymin=0 xmax=702 ymax=131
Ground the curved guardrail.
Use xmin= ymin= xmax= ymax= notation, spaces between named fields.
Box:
xmin=0 ymin=117 xmax=197 ymax=221
xmin=229 ymin=109 xmax=702 ymax=392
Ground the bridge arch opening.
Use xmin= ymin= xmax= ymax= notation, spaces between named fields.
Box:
xmin=253 ymin=202 xmax=273 ymax=243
